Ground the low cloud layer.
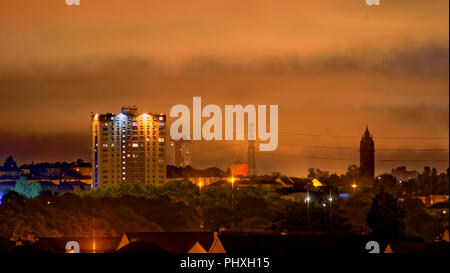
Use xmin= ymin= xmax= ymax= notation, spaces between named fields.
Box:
xmin=0 ymin=0 xmax=447 ymax=175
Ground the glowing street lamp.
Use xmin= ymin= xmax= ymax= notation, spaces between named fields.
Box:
xmin=352 ymin=183 xmax=357 ymax=194
xmin=230 ymin=176 xmax=235 ymax=209
xmin=328 ymin=190 xmax=333 ymax=221
xmin=306 ymin=191 xmax=311 ymax=228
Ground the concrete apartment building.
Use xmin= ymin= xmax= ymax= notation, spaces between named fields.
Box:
xmin=91 ymin=106 xmax=166 ymax=188
xmin=167 ymin=139 xmax=192 ymax=167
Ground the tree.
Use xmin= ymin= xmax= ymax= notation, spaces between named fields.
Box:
xmin=403 ymin=198 xmax=442 ymax=242
xmin=415 ymin=166 xmax=449 ymax=195
xmin=12 ymin=177 xmax=42 ymax=199
xmin=376 ymin=174 xmax=398 ymax=195
xmin=366 ymin=188 xmax=407 ymax=241
xmin=341 ymin=165 xmax=374 ymax=189
xmin=239 ymin=217 xmax=272 ymax=231
xmin=307 ymin=168 xmax=330 ymax=181
xmin=3 ymin=156 xmax=18 ymax=169
xmin=345 ymin=165 xmax=360 ymax=179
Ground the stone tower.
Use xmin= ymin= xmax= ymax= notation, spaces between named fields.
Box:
xmin=360 ymin=126 xmax=375 ymax=177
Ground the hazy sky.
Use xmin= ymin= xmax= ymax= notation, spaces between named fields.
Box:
xmin=0 ymin=0 xmax=448 ymax=176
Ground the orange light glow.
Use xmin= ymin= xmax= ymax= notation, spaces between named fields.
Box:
xmin=229 ymin=163 xmax=248 ymax=177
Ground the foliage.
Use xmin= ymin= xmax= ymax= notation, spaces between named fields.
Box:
xmin=167 ymin=165 xmax=226 ymax=178
xmin=273 ymin=201 xmax=351 ymax=232
xmin=3 ymin=156 xmax=18 ymax=169
xmin=403 ymin=198 xmax=447 ymax=243
xmin=416 ymin=167 xmax=449 ymax=195
xmin=0 ymin=164 xmax=447 ymax=244
xmin=366 ymin=188 xmax=407 ymax=241
xmin=12 ymin=177 xmax=42 ymax=199
xmin=238 ymin=217 xmax=273 ymax=231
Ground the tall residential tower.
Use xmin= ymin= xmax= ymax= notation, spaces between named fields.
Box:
xmin=91 ymin=106 xmax=166 ymax=188
xmin=167 ymin=139 xmax=192 ymax=167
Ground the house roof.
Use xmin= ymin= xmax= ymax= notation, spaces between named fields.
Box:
xmin=217 ymin=232 xmax=370 ymax=253
xmin=280 ymin=192 xmax=308 ymax=199
xmin=123 ymin=232 xmax=215 ymax=253
xmin=35 ymin=237 xmax=122 ymax=253
xmin=238 ymin=180 xmax=282 ymax=186
xmin=429 ymin=201 xmax=449 ymax=209
xmin=385 ymin=242 xmax=428 ymax=253
xmin=207 ymin=180 xmax=229 ymax=187
xmin=421 ymin=242 xmax=449 ymax=253
xmin=115 ymin=241 xmax=170 ymax=254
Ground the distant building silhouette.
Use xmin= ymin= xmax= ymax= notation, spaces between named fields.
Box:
xmin=248 ymin=123 xmax=257 ymax=178
xmin=167 ymin=139 xmax=192 ymax=167
xmin=360 ymin=126 xmax=375 ymax=177
xmin=391 ymin=166 xmax=418 ymax=182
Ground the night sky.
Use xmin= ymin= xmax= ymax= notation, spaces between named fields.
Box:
xmin=0 ymin=0 xmax=448 ymax=176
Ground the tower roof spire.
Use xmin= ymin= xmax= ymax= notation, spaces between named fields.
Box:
xmin=363 ymin=124 xmax=372 ymax=139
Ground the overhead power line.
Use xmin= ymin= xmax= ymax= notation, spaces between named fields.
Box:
xmin=279 ymin=143 xmax=449 ymax=152
xmin=258 ymin=152 xmax=449 ymax=163
xmin=280 ymin=132 xmax=449 ymax=140
xmin=191 ymin=142 xmax=449 ymax=154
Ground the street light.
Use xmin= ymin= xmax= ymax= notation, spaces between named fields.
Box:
xmin=352 ymin=183 xmax=357 ymax=194
xmin=198 ymin=181 xmax=205 ymax=230
xmin=328 ymin=190 xmax=333 ymax=221
xmin=306 ymin=191 xmax=311 ymax=228
xmin=230 ymin=176 xmax=235 ymax=209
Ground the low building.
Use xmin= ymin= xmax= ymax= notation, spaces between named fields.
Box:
xmin=391 ymin=166 xmax=418 ymax=182
xmin=280 ymin=192 xmax=308 ymax=202
xmin=70 ymin=166 xmax=92 ymax=178
xmin=415 ymin=195 xmax=449 ymax=207
xmin=428 ymin=201 xmax=449 ymax=217
xmin=0 ymin=167 xmax=22 ymax=178
xmin=229 ymin=163 xmax=248 ymax=177
xmin=166 ymin=177 xmax=224 ymax=187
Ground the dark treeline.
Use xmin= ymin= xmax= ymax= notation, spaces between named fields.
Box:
xmin=0 ymin=180 xmax=352 ymax=241
xmin=0 ymin=164 xmax=448 ymax=244
xmin=166 ymin=165 xmax=227 ymax=178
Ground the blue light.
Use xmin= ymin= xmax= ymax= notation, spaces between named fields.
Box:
xmin=339 ymin=193 xmax=350 ymax=199
xmin=158 ymin=122 xmax=164 ymax=126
